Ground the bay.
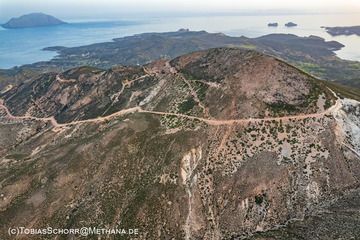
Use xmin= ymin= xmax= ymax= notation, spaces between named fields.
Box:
xmin=1 ymin=13 xmax=360 ymax=69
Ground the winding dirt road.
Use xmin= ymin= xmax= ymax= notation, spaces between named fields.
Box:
xmin=0 ymin=99 xmax=60 ymax=127
xmin=0 ymin=95 xmax=342 ymax=129
xmin=140 ymin=98 xmax=341 ymax=125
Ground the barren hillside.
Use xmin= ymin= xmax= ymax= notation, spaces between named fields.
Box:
xmin=0 ymin=48 xmax=359 ymax=239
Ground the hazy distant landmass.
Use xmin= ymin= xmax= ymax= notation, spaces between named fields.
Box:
xmin=285 ymin=22 xmax=297 ymax=27
xmin=267 ymin=22 xmax=278 ymax=27
xmin=2 ymin=13 xmax=66 ymax=29
xmin=324 ymin=26 xmax=360 ymax=36
xmin=2 ymin=30 xmax=360 ymax=92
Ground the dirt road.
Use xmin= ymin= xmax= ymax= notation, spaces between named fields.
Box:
xmin=0 ymin=96 xmax=342 ymax=128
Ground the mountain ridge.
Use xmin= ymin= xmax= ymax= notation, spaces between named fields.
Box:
xmin=1 ymin=48 xmax=360 ymax=239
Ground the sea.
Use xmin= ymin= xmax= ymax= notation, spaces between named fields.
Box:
xmin=1 ymin=13 xmax=360 ymax=69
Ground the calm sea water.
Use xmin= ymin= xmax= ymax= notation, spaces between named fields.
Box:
xmin=1 ymin=13 xmax=360 ymax=69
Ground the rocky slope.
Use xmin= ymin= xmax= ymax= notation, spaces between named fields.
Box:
xmin=1 ymin=65 xmax=157 ymax=123
xmin=0 ymin=48 xmax=359 ymax=239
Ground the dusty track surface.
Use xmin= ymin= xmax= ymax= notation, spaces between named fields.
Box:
xmin=0 ymin=92 xmax=342 ymax=129
xmin=140 ymin=98 xmax=341 ymax=125
xmin=0 ymin=99 xmax=60 ymax=127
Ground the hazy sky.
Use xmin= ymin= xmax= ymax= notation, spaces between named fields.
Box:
xmin=1 ymin=0 xmax=360 ymax=21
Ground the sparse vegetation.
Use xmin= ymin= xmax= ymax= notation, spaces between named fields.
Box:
xmin=0 ymin=47 xmax=359 ymax=240
xmin=178 ymin=97 xmax=196 ymax=113
xmin=267 ymin=102 xmax=297 ymax=115
xmin=193 ymin=81 xmax=208 ymax=101
xmin=323 ymin=80 xmax=360 ymax=101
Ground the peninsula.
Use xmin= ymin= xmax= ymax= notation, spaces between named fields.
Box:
xmin=324 ymin=26 xmax=360 ymax=36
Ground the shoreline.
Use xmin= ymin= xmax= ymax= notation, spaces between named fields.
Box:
xmin=0 ymin=29 xmax=358 ymax=70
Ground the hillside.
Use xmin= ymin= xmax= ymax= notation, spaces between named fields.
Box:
xmin=1 ymin=30 xmax=360 ymax=91
xmin=0 ymin=48 xmax=359 ymax=239
xmin=2 ymin=13 xmax=66 ymax=29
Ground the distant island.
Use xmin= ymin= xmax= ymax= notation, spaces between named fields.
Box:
xmin=268 ymin=23 xmax=278 ymax=27
xmin=285 ymin=22 xmax=297 ymax=27
xmin=323 ymin=26 xmax=360 ymax=36
xmin=2 ymin=13 xmax=66 ymax=29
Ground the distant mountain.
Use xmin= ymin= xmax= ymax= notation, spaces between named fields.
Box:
xmin=2 ymin=13 xmax=66 ymax=29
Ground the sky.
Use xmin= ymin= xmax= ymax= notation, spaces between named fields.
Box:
xmin=1 ymin=0 xmax=360 ymax=21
